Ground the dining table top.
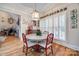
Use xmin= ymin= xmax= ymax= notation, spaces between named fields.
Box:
xmin=26 ymin=33 xmax=48 ymax=41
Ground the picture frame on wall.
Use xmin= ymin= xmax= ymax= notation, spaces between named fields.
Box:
xmin=70 ymin=9 xmax=77 ymax=29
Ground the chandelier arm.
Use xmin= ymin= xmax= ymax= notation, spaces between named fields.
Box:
xmin=32 ymin=3 xmax=40 ymax=21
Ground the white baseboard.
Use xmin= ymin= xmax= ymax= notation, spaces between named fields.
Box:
xmin=53 ymin=39 xmax=79 ymax=51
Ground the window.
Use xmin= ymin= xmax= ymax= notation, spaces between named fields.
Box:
xmin=40 ymin=12 xmax=66 ymax=41
xmin=40 ymin=17 xmax=49 ymax=32
xmin=53 ymin=12 xmax=66 ymax=41
xmin=53 ymin=14 xmax=59 ymax=39
xmin=48 ymin=16 xmax=53 ymax=33
xmin=58 ymin=13 xmax=66 ymax=41
xmin=44 ymin=17 xmax=49 ymax=31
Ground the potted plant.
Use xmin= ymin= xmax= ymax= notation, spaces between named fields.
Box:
xmin=36 ymin=29 xmax=42 ymax=36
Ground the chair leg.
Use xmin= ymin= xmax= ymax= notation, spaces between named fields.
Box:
xmin=23 ymin=45 xmax=25 ymax=52
xmin=45 ymin=48 xmax=48 ymax=56
xmin=51 ymin=46 xmax=53 ymax=55
xmin=25 ymin=48 xmax=28 ymax=56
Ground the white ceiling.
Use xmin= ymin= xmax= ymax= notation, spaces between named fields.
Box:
xmin=0 ymin=3 xmax=61 ymax=16
xmin=0 ymin=3 xmax=58 ymax=12
xmin=20 ymin=3 xmax=51 ymax=12
xmin=20 ymin=3 xmax=60 ymax=13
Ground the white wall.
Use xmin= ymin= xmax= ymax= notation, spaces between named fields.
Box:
xmin=66 ymin=4 xmax=79 ymax=50
xmin=41 ymin=3 xmax=79 ymax=51
xmin=0 ymin=11 xmax=10 ymax=31
xmin=21 ymin=15 xmax=32 ymax=40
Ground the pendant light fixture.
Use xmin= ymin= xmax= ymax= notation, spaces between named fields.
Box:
xmin=32 ymin=3 xmax=40 ymax=21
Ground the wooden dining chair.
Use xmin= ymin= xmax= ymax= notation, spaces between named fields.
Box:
xmin=22 ymin=33 xmax=36 ymax=55
xmin=39 ymin=33 xmax=54 ymax=56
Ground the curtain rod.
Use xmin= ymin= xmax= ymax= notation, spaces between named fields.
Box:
xmin=40 ymin=7 xmax=67 ymax=19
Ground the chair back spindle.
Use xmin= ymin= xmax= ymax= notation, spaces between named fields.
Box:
xmin=46 ymin=33 xmax=54 ymax=47
xmin=22 ymin=33 xmax=28 ymax=47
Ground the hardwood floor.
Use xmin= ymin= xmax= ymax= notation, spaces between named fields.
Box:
xmin=0 ymin=36 xmax=79 ymax=56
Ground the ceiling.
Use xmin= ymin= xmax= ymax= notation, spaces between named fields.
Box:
xmin=0 ymin=3 xmax=61 ymax=16
xmin=20 ymin=3 xmax=53 ymax=12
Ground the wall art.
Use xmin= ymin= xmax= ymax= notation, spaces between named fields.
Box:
xmin=71 ymin=9 xmax=77 ymax=29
